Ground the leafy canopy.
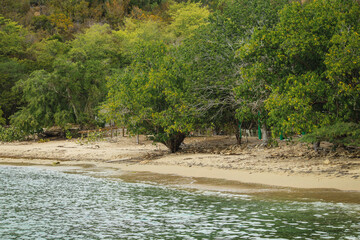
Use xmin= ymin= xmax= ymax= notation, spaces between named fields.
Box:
xmin=11 ymin=24 xmax=122 ymax=132
xmin=236 ymin=0 xmax=360 ymax=138
xmin=102 ymin=2 xmax=211 ymax=151
xmin=0 ymin=16 xmax=33 ymax=124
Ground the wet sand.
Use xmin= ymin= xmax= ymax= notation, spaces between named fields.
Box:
xmin=1 ymin=161 xmax=360 ymax=204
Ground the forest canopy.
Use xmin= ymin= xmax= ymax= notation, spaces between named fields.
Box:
xmin=0 ymin=0 xmax=359 ymax=152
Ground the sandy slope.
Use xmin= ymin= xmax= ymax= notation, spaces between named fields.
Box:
xmin=0 ymin=135 xmax=359 ymax=191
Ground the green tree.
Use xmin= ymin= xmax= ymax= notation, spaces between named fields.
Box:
xmin=104 ymin=18 xmax=194 ymax=152
xmin=31 ymin=15 xmax=53 ymax=33
xmin=0 ymin=59 xmax=30 ymax=123
xmin=175 ymin=15 xmax=241 ymax=142
xmin=237 ymin=0 xmax=360 ymax=142
xmin=177 ymin=0 xmax=288 ymax=144
xmin=0 ymin=16 xmax=28 ymax=58
xmin=167 ymin=1 xmax=210 ymax=39
xmin=12 ymin=24 xmax=123 ymax=132
xmin=0 ymin=16 xmax=33 ymax=124
xmin=49 ymin=0 xmax=89 ymax=21
xmin=0 ymin=0 xmax=30 ymax=22
xmin=29 ymin=38 xmax=68 ymax=71
xmin=325 ymin=27 xmax=360 ymax=123
xmin=104 ymin=43 xmax=193 ymax=152
xmin=0 ymin=109 xmax=5 ymax=126
xmin=10 ymin=70 xmax=63 ymax=133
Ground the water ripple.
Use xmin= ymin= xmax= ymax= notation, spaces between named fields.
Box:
xmin=0 ymin=166 xmax=359 ymax=239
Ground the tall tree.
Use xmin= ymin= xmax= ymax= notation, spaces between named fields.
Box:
xmin=262 ymin=0 xmax=360 ymax=135
xmin=104 ymin=40 xmax=194 ymax=152
xmin=0 ymin=16 xmax=33 ymax=125
xmin=102 ymin=2 xmax=210 ymax=152
xmin=11 ymin=24 xmax=123 ymax=132
xmin=166 ymin=1 xmax=210 ymax=39
xmin=325 ymin=24 xmax=360 ymax=123
xmin=177 ymin=0 xmax=289 ymax=144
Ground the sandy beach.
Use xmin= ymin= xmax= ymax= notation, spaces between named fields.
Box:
xmin=0 ymin=135 xmax=359 ymax=192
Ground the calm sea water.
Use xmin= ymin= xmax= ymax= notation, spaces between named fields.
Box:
xmin=0 ymin=166 xmax=359 ymax=239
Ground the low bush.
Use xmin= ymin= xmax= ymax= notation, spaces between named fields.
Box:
xmin=0 ymin=126 xmax=27 ymax=142
xmin=300 ymin=122 xmax=360 ymax=147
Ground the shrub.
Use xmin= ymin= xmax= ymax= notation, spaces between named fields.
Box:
xmin=0 ymin=126 xmax=27 ymax=142
xmin=300 ymin=122 xmax=360 ymax=147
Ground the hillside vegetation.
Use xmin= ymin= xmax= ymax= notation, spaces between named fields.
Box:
xmin=1 ymin=0 xmax=359 ymax=152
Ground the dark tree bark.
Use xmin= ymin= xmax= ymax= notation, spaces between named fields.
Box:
xmin=163 ymin=132 xmax=186 ymax=153
xmin=313 ymin=141 xmax=320 ymax=151
xmin=234 ymin=121 xmax=242 ymax=145
xmin=235 ymin=127 xmax=242 ymax=145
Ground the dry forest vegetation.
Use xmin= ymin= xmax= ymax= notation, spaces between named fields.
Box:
xmin=0 ymin=0 xmax=360 ymax=156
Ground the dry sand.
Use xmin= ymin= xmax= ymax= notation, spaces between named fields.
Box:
xmin=0 ymin=135 xmax=359 ymax=192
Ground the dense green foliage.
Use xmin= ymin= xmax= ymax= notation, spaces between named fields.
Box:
xmin=235 ymin=0 xmax=360 ymax=144
xmin=0 ymin=126 xmax=27 ymax=142
xmin=301 ymin=122 xmax=360 ymax=147
xmin=1 ymin=0 xmax=359 ymax=151
xmin=0 ymin=16 xmax=33 ymax=124
xmin=102 ymin=3 xmax=209 ymax=152
xmin=11 ymin=24 xmax=123 ymax=132
xmin=178 ymin=0 xmax=289 ymax=143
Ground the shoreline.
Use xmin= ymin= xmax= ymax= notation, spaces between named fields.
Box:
xmin=2 ymin=158 xmax=360 ymax=204
xmin=118 ymin=163 xmax=360 ymax=191
xmin=0 ymin=156 xmax=359 ymax=192
xmin=0 ymin=136 xmax=359 ymax=194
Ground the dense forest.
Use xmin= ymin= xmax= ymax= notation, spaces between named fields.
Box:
xmin=0 ymin=0 xmax=359 ymax=152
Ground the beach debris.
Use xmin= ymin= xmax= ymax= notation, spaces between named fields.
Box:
xmin=323 ymin=159 xmax=330 ymax=165
xmin=106 ymin=158 xmax=132 ymax=163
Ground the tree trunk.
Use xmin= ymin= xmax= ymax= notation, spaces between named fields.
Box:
xmin=234 ymin=121 xmax=242 ymax=145
xmin=235 ymin=127 xmax=242 ymax=145
xmin=164 ymin=132 xmax=186 ymax=153
xmin=66 ymin=88 xmax=79 ymax=122
xmin=261 ymin=124 xmax=269 ymax=146
xmin=313 ymin=141 xmax=320 ymax=151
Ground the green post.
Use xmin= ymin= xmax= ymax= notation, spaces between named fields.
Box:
xmin=280 ymin=131 xmax=284 ymax=140
xmin=258 ymin=112 xmax=262 ymax=140
xmin=239 ymin=121 xmax=242 ymax=139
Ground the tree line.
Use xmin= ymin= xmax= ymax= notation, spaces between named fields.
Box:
xmin=1 ymin=0 xmax=359 ymax=152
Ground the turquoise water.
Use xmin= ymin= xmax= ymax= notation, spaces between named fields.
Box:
xmin=0 ymin=166 xmax=359 ymax=239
